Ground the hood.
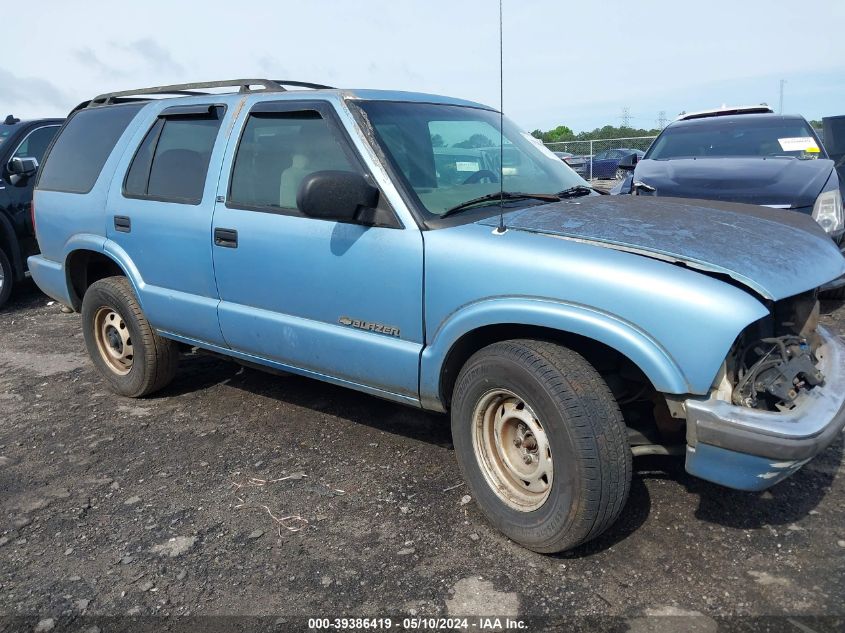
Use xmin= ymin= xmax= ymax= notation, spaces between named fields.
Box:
xmin=479 ymin=196 xmax=845 ymax=301
xmin=633 ymin=157 xmax=834 ymax=208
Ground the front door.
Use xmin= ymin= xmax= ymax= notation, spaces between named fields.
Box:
xmin=211 ymin=100 xmax=424 ymax=402
xmin=105 ymin=104 xmax=229 ymax=346
xmin=3 ymin=123 xmax=62 ymax=262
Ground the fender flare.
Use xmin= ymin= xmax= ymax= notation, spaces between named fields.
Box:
xmin=63 ymin=235 xmax=146 ymax=309
xmin=419 ymin=297 xmax=692 ymax=411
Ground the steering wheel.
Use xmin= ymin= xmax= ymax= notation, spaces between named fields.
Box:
xmin=463 ymin=169 xmax=499 ymax=184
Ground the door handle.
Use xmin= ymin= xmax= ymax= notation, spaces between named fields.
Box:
xmin=114 ymin=216 xmax=131 ymax=233
xmin=214 ymin=227 xmax=238 ymax=248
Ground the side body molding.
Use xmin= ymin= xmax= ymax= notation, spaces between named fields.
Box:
xmin=419 ymin=297 xmax=690 ymax=412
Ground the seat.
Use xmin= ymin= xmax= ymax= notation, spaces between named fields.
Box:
xmin=278 ymin=123 xmax=351 ymax=209
xmin=148 ymin=149 xmax=206 ymax=201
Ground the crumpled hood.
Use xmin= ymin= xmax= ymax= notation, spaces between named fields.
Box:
xmin=479 ymin=196 xmax=845 ymax=300
xmin=633 ymin=157 xmax=834 ymax=208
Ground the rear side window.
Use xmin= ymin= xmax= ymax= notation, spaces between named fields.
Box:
xmin=38 ymin=104 xmax=143 ymax=194
xmin=124 ymin=107 xmax=223 ymax=204
xmin=228 ymin=110 xmax=357 ymax=211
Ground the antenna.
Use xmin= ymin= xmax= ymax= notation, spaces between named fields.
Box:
xmin=494 ymin=0 xmax=507 ymax=235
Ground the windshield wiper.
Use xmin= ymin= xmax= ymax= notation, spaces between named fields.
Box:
xmin=556 ymin=185 xmax=599 ymax=198
xmin=440 ymin=191 xmax=561 ymax=219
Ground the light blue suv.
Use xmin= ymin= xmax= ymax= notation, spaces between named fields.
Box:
xmin=29 ymin=79 xmax=845 ymax=553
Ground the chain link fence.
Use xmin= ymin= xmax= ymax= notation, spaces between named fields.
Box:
xmin=544 ymin=136 xmax=657 ymax=181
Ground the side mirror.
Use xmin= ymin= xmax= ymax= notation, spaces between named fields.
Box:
xmin=8 ymin=156 xmax=39 ymax=176
xmin=297 ymin=170 xmax=379 ymax=223
xmin=617 ymin=153 xmax=639 ymax=171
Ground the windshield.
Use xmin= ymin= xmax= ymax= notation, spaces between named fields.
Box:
xmin=356 ymin=101 xmax=586 ymax=217
xmin=647 ymin=117 xmax=824 ymax=160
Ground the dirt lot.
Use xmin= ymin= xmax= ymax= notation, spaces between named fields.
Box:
xmin=1 ymin=280 xmax=844 ymax=632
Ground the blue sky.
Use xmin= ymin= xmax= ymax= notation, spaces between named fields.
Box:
xmin=4 ymin=0 xmax=844 ymax=133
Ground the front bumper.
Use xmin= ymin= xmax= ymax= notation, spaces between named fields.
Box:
xmin=683 ymin=325 xmax=845 ymax=491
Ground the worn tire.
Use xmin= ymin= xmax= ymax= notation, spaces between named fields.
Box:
xmin=0 ymin=247 xmax=13 ymax=309
xmin=451 ymin=339 xmax=631 ymax=553
xmin=81 ymin=276 xmax=178 ymax=397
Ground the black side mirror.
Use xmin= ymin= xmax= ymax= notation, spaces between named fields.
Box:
xmin=297 ymin=170 xmax=379 ymax=223
xmin=8 ymin=156 xmax=38 ymax=176
xmin=618 ymin=153 xmax=639 ymax=171
xmin=7 ymin=156 xmax=38 ymax=185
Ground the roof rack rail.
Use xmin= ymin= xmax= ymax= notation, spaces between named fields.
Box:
xmin=87 ymin=78 xmax=335 ymax=107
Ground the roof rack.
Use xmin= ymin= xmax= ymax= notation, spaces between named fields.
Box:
xmin=87 ymin=78 xmax=335 ymax=107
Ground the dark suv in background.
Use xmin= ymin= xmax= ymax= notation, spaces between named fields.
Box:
xmin=0 ymin=115 xmax=63 ymax=308
xmin=615 ymin=106 xmax=844 ymax=296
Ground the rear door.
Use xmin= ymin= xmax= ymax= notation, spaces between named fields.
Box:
xmin=210 ymin=100 xmax=424 ymax=402
xmin=105 ymin=103 xmax=229 ymax=346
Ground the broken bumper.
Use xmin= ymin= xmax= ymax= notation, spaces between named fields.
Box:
xmin=683 ymin=325 xmax=845 ymax=491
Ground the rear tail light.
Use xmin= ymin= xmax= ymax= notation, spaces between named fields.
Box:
xmin=30 ymin=200 xmax=37 ymax=238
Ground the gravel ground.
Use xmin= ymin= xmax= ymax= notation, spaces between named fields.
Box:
xmin=1 ymin=280 xmax=844 ymax=632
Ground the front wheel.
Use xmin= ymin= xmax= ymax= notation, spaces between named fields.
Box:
xmin=0 ymin=247 xmax=13 ymax=309
xmin=81 ymin=276 xmax=178 ymax=397
xmin=451 ymin=339 xmax=631 ymax=553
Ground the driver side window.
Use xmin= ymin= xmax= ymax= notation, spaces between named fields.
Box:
xmin=13 ymin=125 xmax=60 ymax=163
xmin=229 ymin=110 xmax=356 ymax=212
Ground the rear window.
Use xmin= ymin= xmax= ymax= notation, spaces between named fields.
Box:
xmin=38 ymin=104 xmax=143 ymax=194
xmin=124 ymin=108 xmax=223 ymax=204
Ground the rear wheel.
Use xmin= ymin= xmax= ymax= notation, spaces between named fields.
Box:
xmin=0 ymin=247 xmax=13 ymax=309
xmin=81 ymin=276 xmax=178 ymax=397
xmin=451 ymin=339 xmax=631 ymax=553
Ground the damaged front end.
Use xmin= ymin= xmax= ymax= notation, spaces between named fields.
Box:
xmin=728 ymin=291 xmax=824 ymax=411
xmin=680 ymin=292 xmax=845 ymax=491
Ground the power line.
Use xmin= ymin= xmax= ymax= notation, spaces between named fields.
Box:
xmin=778 ymin=79 xmax=786 ymax=114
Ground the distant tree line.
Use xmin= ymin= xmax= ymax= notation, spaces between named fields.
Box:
xmin=530 ymin=124 xmax=662 ymax=144
xmin=533 ymin=119 xmax=826 ymax=143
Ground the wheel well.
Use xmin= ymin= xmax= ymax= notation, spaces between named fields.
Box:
xmin=439 ymin=324 xmax=657 ymax=410
xmin=66 ymin=250 xmax=125 ymax=310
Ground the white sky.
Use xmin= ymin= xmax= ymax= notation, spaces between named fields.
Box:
xmin=4 ymin=0 xmax=844 ymax=132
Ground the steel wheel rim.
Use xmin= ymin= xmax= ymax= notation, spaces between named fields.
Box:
xmin=471 ymin=389 xmax=553 ymax=512
xmin=614 ymin=167 xmax=625 ymax=180
xmin=93 ymin=307 xmax=134 ymax=375
xmin=0 ymin=256 xmax=5 ymax=292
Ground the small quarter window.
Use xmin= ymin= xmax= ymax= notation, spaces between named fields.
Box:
xmin=124 ymin=107 xmax=223 ymax=204
xmin=229 ymin=110 xmax=357 ymax=211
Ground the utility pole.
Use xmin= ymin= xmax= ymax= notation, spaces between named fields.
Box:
xmin=657 ymin=110 xmax=667 ymax=129
xmin=620 ymin=107 xmax=631 ymax=128
xmin=778 ymin=79 xmax=786 ymax=114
